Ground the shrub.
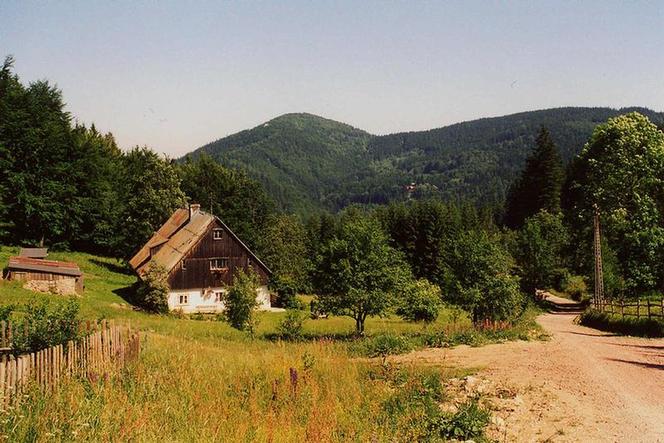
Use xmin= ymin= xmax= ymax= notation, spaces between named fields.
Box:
xmin=277 ymin=309 xmax=305 ymax=341
xmin=271 ymin=275 xmax=300 ymax=309
xmin=396 ymin=279 xmax=442 ymax=323
xmin=12 ymin=299 xmax=80 ymax=354
xmin=136 ymin=263 xmax=170 ymax=313
xmin=563 ymin=275 xmax=588 ymax=301
xmin=436 ymin=399 xmax=491 ymax=440
xmin=579 ymin=309 xmax=664 ymax=337
xmin=352 ymin=333 xmax=414 ymax=358
xmin=0 ymin=304 xmax=14 ymax=322
xmin=379 ymin=369 xmax=446 ymax=440
xmin=224 ymin=268 xmax=261 ymax=335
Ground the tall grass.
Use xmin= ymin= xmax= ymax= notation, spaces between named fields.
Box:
xmin=0 ymin=247 xmax=520 ymax=440
xmin=1 ymin=333 xmax=458 ymax=442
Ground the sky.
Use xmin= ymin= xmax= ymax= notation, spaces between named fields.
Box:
xmin=1 ymin=1 xmax=663 ymax=157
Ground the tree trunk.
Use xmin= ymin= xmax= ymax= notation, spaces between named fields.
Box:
xmin=355 ymin=316 xmax=365 ymax=336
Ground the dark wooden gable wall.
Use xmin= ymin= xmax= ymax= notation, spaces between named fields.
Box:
xmin=168 ymin=219 xmax=269 ymax=290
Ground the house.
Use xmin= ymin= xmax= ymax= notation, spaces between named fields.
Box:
xmin=5 ymin=256 xmax=84 ymax=295
xmin=19 ymin=248 xmax=49 ymax=259
xmin=129 ymin=204 xmax=272 ymax=313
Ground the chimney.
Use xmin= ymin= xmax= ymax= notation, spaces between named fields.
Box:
xmin=189 ymin=203 xmax=201 ymax=218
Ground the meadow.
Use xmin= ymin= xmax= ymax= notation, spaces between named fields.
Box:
xmin=0 ymin=246 xmax=542 ymax=442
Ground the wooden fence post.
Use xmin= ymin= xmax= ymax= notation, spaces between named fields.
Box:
xmin=636 ymin=299 xmax=641 ymax=319
xmin=647 ymin=300 xmax=652 ymax=320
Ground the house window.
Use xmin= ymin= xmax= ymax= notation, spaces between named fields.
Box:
xmin=210 ymin=258 xmax=229 ymax=270
xmin=214 ymin=291 xmax=224 ymax=303
xmin=181 ymin=260 xmax=187 ymax=270
xmin=178 ymin=294 xmax=189 ymax=305
xmin=213 ymin=229 xmax=223 ymax=240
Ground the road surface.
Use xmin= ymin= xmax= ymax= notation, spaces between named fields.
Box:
xmin=393 ymin=294 xmax=664 ymax=442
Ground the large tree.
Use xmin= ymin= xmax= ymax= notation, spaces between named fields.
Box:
xmin=564 ymin=112 xmax=664 ymax=293
xmin=256 ymin=213 xmax=310 ymax=305
xmin=312 ymin=215 xmax=411 ymax=334
xmin=115 ymin=147 xmax=186 ymax=259
xmin=440 ymin=230 xmax=523 ymax=323
xmin=504 ymin=127 xmax=564 ymax=228
xmin=515 ymin=210 xmax=569 ymax=293
xmin=0 ymin=57 xmax=78 ymax=247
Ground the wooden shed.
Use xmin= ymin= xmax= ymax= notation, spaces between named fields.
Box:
xmin=19 ymin=248 xmax=49 ymax=259
xmin=5 ymin=256 xmax=84 ymax=295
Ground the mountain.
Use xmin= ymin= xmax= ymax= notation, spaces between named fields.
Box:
xmin=183 ymin=107 xmax=664 ymax=213
xmin=185 ymin=113 xmax=371 ymax=213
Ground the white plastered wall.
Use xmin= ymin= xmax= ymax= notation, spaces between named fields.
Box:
xmin=169 ymin=285 xmax=271 ymax=313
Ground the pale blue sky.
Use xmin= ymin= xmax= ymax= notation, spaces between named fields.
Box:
xmin=1 ymin=1 xmax=662 ymax=156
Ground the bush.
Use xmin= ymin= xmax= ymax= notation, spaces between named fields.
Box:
xmin=377 ymin=367 xmax=491 ymax=442
xmin=136 ymin=263 xmax=170 ymax=313
xmin=351 ymin=333 xmax=414 ymax=358
xmin=0 ymin=305 xmax=14 ymax=322
xmin=12 ymin=299 xmax=81 ymax=354
xmin=277 ymin=309 xmax=305 ymax=341
xmin=271 ymin=275 xmax=300 ymax=309
xmin=563 ymin=275 xmax=588 ymax=301
xmin=436 ymin=399 xmax=491 ymax=440
xmin=396 ymin=279 xmax=442 ymax=323
xmin=579 ymin=309 xmax=664 ymax=337
xmin=224 ymin=268 xmax=261 ymax=335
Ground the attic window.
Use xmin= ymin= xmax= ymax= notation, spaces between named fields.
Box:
xmin=181 ymin=260 xmax=187 ymax=270
xmin=213 ymin=229 xmax=223 ymax=240
xmin=210 ymin=258 xmax=229 ymax=270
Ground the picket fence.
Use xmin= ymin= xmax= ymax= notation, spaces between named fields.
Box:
xmin=0 ymin=320 xmax=139 ymax=407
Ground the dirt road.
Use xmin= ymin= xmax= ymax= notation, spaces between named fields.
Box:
xmin=393 ymin=295 xmax=664 ymax=442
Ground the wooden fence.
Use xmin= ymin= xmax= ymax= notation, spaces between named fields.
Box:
xmin=599 ymin=298 xmax=664 ymax=320
xmin=0 ymin=320 xmax=139 ymax=407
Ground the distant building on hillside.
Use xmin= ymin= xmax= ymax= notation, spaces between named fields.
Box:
xmin=129 ymin=204 xmax=272 ymax=313
xmin=5 ymin=256 xmax=84 ymax=295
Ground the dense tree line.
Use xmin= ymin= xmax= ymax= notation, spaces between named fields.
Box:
xmin=4 ymin=56 xmax=664 ymax=333
xmin=0 ymin=57 xmax=274 ymax=259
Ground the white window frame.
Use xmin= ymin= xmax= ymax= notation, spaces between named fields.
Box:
xmin=214 ymin=291 xmax=224 ymax=303
xmin=181 ymin=260 xmax=187 ymax=270
xmin=178 ymin=294 xmax=189 ymax=305
xmin=210 ymin=257 xmax=229 ymax=270
xmin=213 ymin=229 xmax=223 ymax=240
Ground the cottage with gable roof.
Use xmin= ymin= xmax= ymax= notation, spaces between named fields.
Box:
xmin=129 ymin=204 xmax=272 ymax=313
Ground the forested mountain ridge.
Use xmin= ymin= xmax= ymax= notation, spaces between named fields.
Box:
xmin=184 ymin=113 xmax=372 ymax=213
xmin=184 ymin=107 xmax=664 ymax=213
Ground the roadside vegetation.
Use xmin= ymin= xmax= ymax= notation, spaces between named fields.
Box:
xmin=579 ymin=309 xmax=664 ymax=338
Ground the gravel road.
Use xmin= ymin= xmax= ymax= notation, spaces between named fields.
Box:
xmin=393 ymin=295 xmax=664 ymax=442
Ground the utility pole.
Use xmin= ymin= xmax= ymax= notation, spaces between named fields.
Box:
xmin=593 ymin=205 xmax=604 ymax=310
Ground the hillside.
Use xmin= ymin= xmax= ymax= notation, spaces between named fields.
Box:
xmin=185 ymin=107 xmax=664 ymax=212
xmin=185 ymin=113 xmax=372 ymax=213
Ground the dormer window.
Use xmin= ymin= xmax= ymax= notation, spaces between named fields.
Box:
xmin=213 ymin=229 xmax=223 ymax=240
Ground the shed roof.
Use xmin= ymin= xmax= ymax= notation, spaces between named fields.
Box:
xmin=19 ymin=248 xmax=48 ymax=259
xmin=8 ymin=256 xmax=82 ymax=277
xmin=129 ymin=206 xmax=271 ymax=277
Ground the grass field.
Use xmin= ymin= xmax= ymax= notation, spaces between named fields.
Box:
xmin=0 ymin=246 xmax=541 ymax=441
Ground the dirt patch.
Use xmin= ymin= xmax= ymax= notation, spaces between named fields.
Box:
xmin=391 ymin=309 xmax=664 ymax=442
